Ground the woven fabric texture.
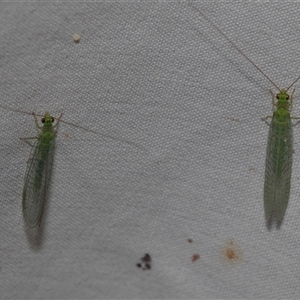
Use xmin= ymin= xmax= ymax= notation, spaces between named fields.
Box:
xmin=1 ymin=2 xmax=300 ymax=299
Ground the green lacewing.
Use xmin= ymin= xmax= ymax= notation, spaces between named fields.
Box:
xmin=0 ymin=104 xmax=143 ymax=228
xmin=189 ymin=4 xmax=300 ymax=227
xmin=22 ymin=112 xmax=62 ymax=228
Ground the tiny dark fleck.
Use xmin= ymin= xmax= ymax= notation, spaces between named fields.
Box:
xmin=142 ymin=253 xmax=151 ymax=263
xmin=191 ymin=254 xmax=200 ymax=262
xmin=137 ymin=253 xmax=152 ymax=270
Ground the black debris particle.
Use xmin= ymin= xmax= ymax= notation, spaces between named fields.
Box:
xmin=136 ymin=253 xmax=152 ymax=270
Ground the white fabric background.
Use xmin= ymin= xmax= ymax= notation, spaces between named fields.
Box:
xmin=1 ymin=1 xmax=300 ymax=299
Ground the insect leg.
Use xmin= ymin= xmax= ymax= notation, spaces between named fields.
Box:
xmin=20 ymin=136 xmax=38 ymax=147
xmin=261 ymin=116 xmax=272 ymax=126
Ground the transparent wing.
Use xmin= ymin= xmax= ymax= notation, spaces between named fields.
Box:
xmin=22 ymin=137 xmax=55 ymax=228
xmin=264 ymin=117 xmax=293 ymax=225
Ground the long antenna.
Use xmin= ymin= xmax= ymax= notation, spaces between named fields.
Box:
xmin=0 ymin=104 xmax=145 ymax=151
xmin=287 ymin=75 xmax=300 ymax=92
xmin=0 ymin=104 xmax=97 ymax=134
xmin=188 ymin=3 xmax=282 ymax=91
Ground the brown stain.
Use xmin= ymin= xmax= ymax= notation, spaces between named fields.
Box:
xmin=226 ymin=248 xmax=236 ymax=260
xmin=191 ymin=253 xmax=200 ymax=262
xmin=187 ymin=238 xmax=193 ymax=243
xmin=222 ymin=240 xmax=242 ymax=264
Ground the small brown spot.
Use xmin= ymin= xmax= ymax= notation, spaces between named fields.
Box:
xmin=222 ymin=240 xmax=242 ymax=264
xmin=226 ymin=248 xmax=236 ymax=260
xmin=187 ymin=238 xmax=193 ymax=243
xmin=191 ymin=254 xmax=200 ymax=262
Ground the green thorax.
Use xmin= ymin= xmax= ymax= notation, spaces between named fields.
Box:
xmin=273 ymin=89 xmax=291 ymax=122
xmin=39 ymin=113 xmax=56 ymax=150
xmin=41 ymin=113 xmax=55 ymax=135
